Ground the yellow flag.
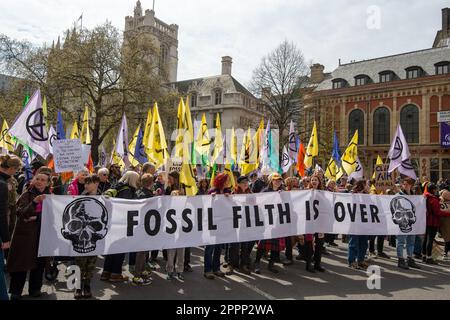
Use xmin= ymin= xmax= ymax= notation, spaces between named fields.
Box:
xmin=184 ymin=96 xmax=194 ymax=142
xmin=80 ymin=106 xmax=91 ymax=145
xmin=0 ymin=119 xmax=14 ymax=152
xmin=180 ymin=163 xmax=198 ymax=196
xmin=148 ymin=102 xmax=168 ymax=169
xmin=240 ymin=128 xmax=258 ymax=175
xmin=212 ymin=114 xmax=223 ymax=164
xmin=143 ymin=107 xmax=153 ymax=153
xmin=70 ymin=121 xmax=80 ymax=140
xmin=341 ymin=130 xmax=359 ymax=176
xmin=230 ymin=127 xmax=238 ymax=166
xmin=195 ymin=113 xmax=211 ymax=165
xmin=253 ymin=119 xmax=264 ymax=167
xmin=128 ymin=125 xmax=141 ymax=167
xmin=111 ymin=141 xmax=125 ymax=171
xmin=324 ymin=157 xmax=337 ymax=182
xmin=372 ymin=155 xmax=384 ymax=179
xmin=224 ymin=163 xmax=236 ymax=189
xmin=42 ymin=96 xmax=49 ymax=130
xmin=175 ymin=98 xmax=185 ymax=159
xmin=304 ymin=121 xmax=318 ymax=169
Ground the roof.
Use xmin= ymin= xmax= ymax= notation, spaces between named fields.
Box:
xmin=315 ymin=45 xmax=450 ymax=91
xmin=169 ymin=74 xmax=256 ymax=99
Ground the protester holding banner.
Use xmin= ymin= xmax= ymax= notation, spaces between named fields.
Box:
xmin=166 ymin=190 xmax=186 ymax=281
xmin=423 ymin=183 xmax=450 ymax=264
xmin=324 ymin=180 xmax=339 ymax=248
xmin=204 ymin=173 xmax=231 ymax=280
xmin=74 ymin=174 xmax=101 ymax=299
xmin=254 ymin=173 xmax=286 ymax=275
xmin=7 ymin=170 xmax=51 ymax=300
xmin=395 ymin=178 xmax=420 ymax=270
xmin=229 ymin=176 xmax=253 ymax=275
xmin=347 ymin=180 xmax=370 ymax=270
xmin=197 ymin=178 xmax=210 ymax=195
xmin=0 ymin=155 xmax=22 ymax=301
xmin=101 ymin=171 xmax=139 ymax=282
xmin=283 ymin=177 xmax=300 ymax=265
xmin=304 ymin=174 xmax=325 ymax=273
xmin=133 ymin=173 xmax=155 ymax=286
xmin=107 ymin=164 xmax=122 ymax=188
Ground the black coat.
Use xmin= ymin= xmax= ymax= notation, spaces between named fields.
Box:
xmin=136 ymin=188 xmax=154 ymax=200
xmin=0 ymin=171 xmax=11 ymax=243
xmin=7 ymin=187 xmax=49 ymax=272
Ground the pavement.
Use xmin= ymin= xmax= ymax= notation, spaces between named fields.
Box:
xmin=7 ymin=242 xmax=450 ymax=300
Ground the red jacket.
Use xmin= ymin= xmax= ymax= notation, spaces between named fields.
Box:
xmin=425 ymin=192 xmax=450 ymax=227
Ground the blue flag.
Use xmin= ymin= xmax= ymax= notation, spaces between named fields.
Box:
xmin=134 ymin=127 xmax=148 ymax=164
xmin=57 ymin=111 xmax=66 ymax=140
xmin=21 ymin=147 xmax=33 ymax=184
xmin=332 ymin=131 xmax=341 ymax=167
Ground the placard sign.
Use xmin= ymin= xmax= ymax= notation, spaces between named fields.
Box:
xmin=53 ymin=139 xmax=84 ymax=173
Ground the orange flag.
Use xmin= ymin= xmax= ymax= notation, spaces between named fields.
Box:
xmin=87 ymin=153 xmax=94 ymax=174
xmin=296 ymin=143 xmax=306 ymax=177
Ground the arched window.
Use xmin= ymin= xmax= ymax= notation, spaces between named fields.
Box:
xmin=400 ymin=104 xmax=419 ymax=143
xmin=354 ymin=74 xmax=372 ymax=86
xmin=405 ymin=66 xmax=424 ymax=79
xmin=373 ymin=107 xmax=390 ymax=145
xmin=348 ymin=109 xmax=364 ymax=144
xmin=214 ymin=89 xmax=222 ymax=105
xmin=332 ymin=78 xmax=348 ymax=89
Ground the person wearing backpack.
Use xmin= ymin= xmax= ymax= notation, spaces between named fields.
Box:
xmin=131 ymin=174 xmax=154 ymax=286
xmin=100 ymin=171 xmax=139 ymax=282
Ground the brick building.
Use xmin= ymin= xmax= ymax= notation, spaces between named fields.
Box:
xmin=304 ymin=8 xmax=450 ymax=182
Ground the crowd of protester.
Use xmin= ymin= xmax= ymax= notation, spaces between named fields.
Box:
xmin=1 ymin=154 xmax=450 ymax=300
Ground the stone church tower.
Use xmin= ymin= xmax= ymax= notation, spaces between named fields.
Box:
xmin=124 ymin=1 xmax=179 ymax=83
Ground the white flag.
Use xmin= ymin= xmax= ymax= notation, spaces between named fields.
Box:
xmin=260 ymin=120 xmax=271 ymax=175
xmin=349 ymin=157 xmax=364 ymax=180
xmin=100 ymin=145 xmax=107 ymax=167
xmin=48 ymin=125 xmax=57 ymax=154
xmin=281 ymin=145 xmax=293 ymax=173
xmin=9 ymin=89 xmax=50 ymax=158
xmin=115 ymin=114 xmax=130 ymax=168
xmin=288 ymin=120 xmax=298 ymax=163
xmin=388 ymin=125 xmax=417 ymax=180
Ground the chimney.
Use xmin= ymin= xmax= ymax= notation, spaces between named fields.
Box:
xmin=443 ymin=8 xmax=450 ymax=37
xmin=221 ymin=56 xmax=233 ymax=76
xmin=310 ymin=64 xmax=325 ymax=84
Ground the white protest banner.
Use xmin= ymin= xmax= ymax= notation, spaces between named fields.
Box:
xmin=53 ymin=139 xmax=84 ymax=173
xmin=38 ymin=190 xmax=426 ymax=257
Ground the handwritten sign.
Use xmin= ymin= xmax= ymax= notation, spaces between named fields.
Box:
xmin=375 ymin=164 xmax=394 ymax=193
xmin=53 ymin=139 xmax=84 ymax=173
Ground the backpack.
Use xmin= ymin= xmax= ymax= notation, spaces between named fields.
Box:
xmin=103 ymin=185 xmax=130 ymax=198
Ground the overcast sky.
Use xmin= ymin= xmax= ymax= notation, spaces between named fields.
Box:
xmin=0 ymin=0 xmax=446 ymax=85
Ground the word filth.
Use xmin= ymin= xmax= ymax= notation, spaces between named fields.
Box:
xmin=127 ymin=208 xmax=218 ymax=237
xmin=232 ymin=203 xmax=291 ymax=228
xmin=176 ymin=305 xmax=210 ymax=318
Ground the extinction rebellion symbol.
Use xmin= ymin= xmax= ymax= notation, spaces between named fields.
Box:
xmin=26 ymin=109 xmax=48 ymax=142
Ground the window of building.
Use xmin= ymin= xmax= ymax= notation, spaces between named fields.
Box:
xmin=373 ymin=107 xmax=390 ymax=145
xmin=354 ymin=75 xmax=371 ymax=86
xmin=443 ymin=158 xmax=450 ymax=181
xmin=400 ymin=104 xmax=419 ymax=144
xmin=214 ymin=90 xmax=222 ymax=105
xmin=405 ymin=67 xmax=423 ymax=79
xmin=379 ymin=71 xmax=395 ymax=83
xmin=348 ymin=109 xmax=364 ymax=144
xmin=430 ymin=158 xmax=440 ymax=183
xmin=435 ymin=61 xmax=450 ymax=75
xmin=332 ymin=78 xmax=348 ymax=89
xmin=190 ymin=93 xmax=197 ymax=108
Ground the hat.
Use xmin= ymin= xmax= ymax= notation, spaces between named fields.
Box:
xmin=237 ymin=176 xmax=249 ymax=184
xmin=269 ymin=173 xmax=283 ymax=181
